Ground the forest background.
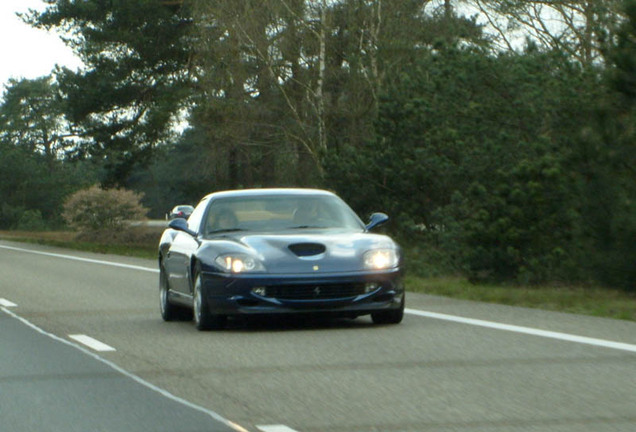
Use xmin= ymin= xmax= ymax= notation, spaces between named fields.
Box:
xmin=0 ymin=0 xmax=634 ymax=290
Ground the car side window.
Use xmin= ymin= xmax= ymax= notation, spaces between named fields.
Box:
xmin=186 ymin=198 xmax=208 ymax=233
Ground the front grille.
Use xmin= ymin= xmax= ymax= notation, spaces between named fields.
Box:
xmin=264 ymin=283 xmax=367 ymax=300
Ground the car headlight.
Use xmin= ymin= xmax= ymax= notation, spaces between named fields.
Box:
xmin=363 ymin=249 xmax=399 ymax=270
xmin=215 ymin=254 xmax=265 ymax=273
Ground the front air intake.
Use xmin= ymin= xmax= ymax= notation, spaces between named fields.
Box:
xmin=288 ymin=243 xmax=326 ymax=257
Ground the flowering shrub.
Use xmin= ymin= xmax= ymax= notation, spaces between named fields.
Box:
xmin=62 ymin=185 xmax=148 ymax=232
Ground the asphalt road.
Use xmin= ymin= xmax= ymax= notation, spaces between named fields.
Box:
xmin=1 ymin=240 xmax=635 ymax=432
xmin=0 ymin=307 xmax=239 ymax=432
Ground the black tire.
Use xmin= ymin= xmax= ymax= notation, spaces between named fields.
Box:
xmin=159 ymin=261 xmax=179 ymax=321
xmin=371 ymin=295 xmax=405 ymax=325
xmin=193 ymin=272 xmax=226 ymax=331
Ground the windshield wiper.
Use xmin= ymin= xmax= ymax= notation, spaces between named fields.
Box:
xmin=287 ymin=225 xmax=329 ymax=229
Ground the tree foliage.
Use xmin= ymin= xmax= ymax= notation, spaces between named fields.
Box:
xmin=325 ymin=46 xmax=596 ymax=283
xmin=0 ymin=77 xmax=96 ymax=228
xmin=0 ymin=77 xmax=75 ymax=167
xmin=578 ymin=0 xmax=636 ymax=288
xmin=27 ymin=0 xmax=194 ymax=186
xmin=472 ymin=0 xmax=625 ymax=64
xmin=0 ymin=0 xmax=634 ymax=289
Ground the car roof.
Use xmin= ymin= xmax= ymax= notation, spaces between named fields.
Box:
xmin=203 ymin=188 xmax=337 ymax=201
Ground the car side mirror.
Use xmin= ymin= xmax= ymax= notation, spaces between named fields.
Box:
xmin=366 ymin=212 xmax=389 ymax=231
xmin=168 ymin=218 xmax=197 ymax=237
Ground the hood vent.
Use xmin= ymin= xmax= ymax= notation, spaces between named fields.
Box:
xmin=288 ymin=243 xmax=326 ymax=257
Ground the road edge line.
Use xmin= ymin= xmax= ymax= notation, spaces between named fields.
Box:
xmin=405 ymin=308 xmax=636 ymax=353
xmin=0 ymin=306 xmax=248 ymax=432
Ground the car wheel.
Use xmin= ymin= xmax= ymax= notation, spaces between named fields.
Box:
xmin=193 ymin=272 xmax=226 ymax=331
xmin=371 ymin=295 xmax=405 ymax=325
xmin=159 ymin=261 xmax=178 ymax=321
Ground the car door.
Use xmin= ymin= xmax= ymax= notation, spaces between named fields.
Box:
xmin=164 ymin=232 xmax=198 ymax=295
xmin=164 ymin=198 xmax=208 ymax=295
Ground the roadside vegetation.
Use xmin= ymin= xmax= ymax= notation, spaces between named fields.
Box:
xmin=407 ymin=276 xmax=636 ymax=322
xmin=0 ymin=229 xmax=159 ymax=260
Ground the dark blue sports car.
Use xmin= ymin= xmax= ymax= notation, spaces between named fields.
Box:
xmin=158 ymin=188 xmax=405 ymax=330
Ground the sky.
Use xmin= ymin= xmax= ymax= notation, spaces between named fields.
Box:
xmin=0 ymin=0 xmax=82 ymax=92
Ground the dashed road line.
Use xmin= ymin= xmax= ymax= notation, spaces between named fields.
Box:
xmin=1 ymin=307 xmax=247 ymax=432
xmin=3 ymin=244 xmax=635 ymax=355
xmin=0 ymin=298 xmax=17 ymax=307
xmin=257 ymin=425 xmax=301 ymax=432
xmin=4 ymin=242 xmax=636 ymax=432
xmin=68 ymin=334 xmax=116 ymax=352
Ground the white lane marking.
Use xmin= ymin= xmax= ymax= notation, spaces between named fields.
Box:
xmin=2 ymin=243 xmax=288 ymax=432
xmin=3 ymin=243 xmax=635 ymax=355
xmin=68 ymin=334 xmax=116 ymax=352
xmin=0 ymin=244 xmax=158 ymax=273
xmin=0 ymin=298 xmax=18 ymax=307
xmin=406 ymin=308 xmax=636 ymax=353
xmin=0 ymin=307 xmax=247 ymax=432
xmin=257 ymin=426 xmax=301 ymax=432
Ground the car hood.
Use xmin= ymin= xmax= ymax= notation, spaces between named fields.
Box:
xmin=200 ymin=230 xmax=398 ymax=274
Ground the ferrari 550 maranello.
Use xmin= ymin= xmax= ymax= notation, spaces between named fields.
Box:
xmin=158 ymin=188 xmax=405 ymax=330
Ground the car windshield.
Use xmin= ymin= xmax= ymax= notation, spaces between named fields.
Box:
xmin=203 ymin=194 xmax=364 ymax=235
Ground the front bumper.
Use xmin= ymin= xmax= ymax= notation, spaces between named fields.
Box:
xmin=199 ymin=269 xmax=404 ymax=316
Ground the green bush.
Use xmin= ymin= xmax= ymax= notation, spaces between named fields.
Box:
xmin=16 ymin=210 xmax=48 ymax=231
xmin=439 ymin=148 xmax=580 ymax=285
xmin=62 ymin=185 xmax=148 ymax=233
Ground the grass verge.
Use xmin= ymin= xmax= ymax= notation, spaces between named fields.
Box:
xmin=407 ymin=275 xmax=636 ymax=322
xmin=0 ymin=230 xmax=158 ymax=259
